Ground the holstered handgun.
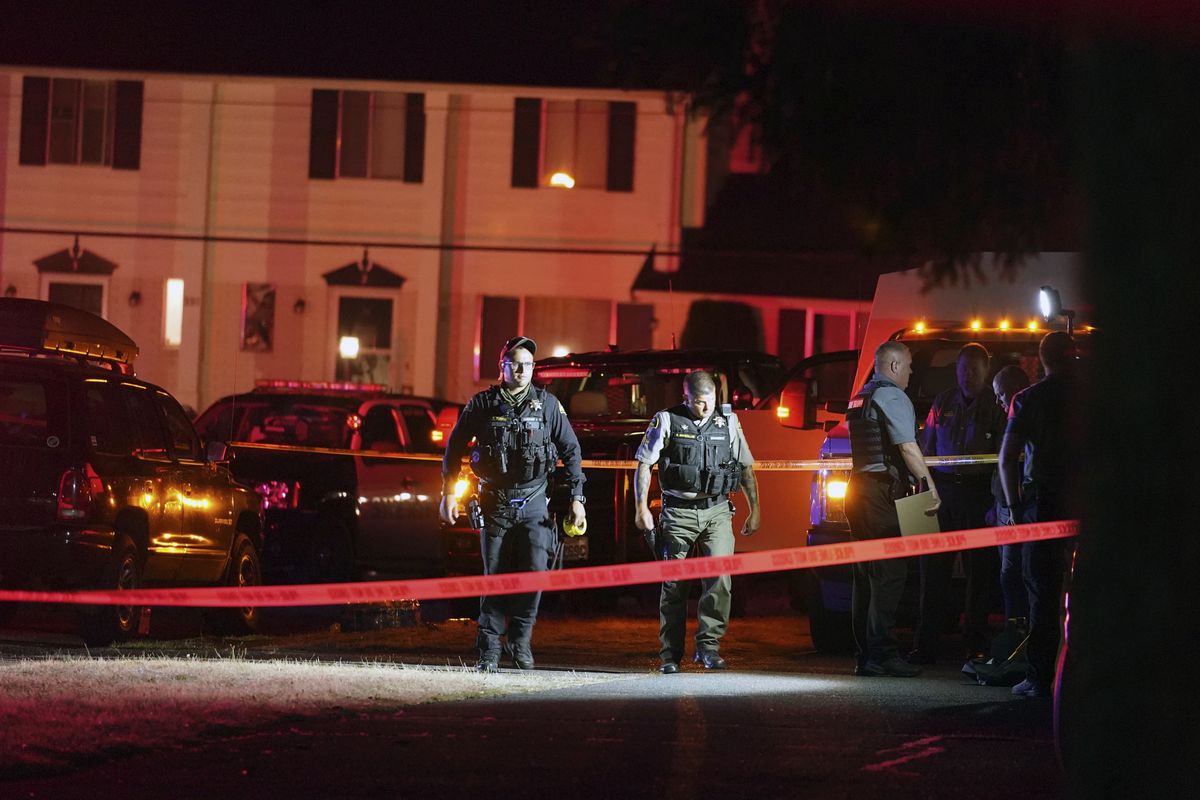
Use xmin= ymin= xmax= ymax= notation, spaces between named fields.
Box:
xmin=642 ymin=525 xmax=658 ymax=560
xmin=467 ymin=498 xmax=485 ymax=530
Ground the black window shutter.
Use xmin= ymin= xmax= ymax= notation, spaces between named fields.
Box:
xmin=19 ymin=76 xmax=49 ymax=166
xmin=112 ymin=80 xmax=144 ymax=170
xmin=308 ymin=89 xmax=339 ymax=179
xmin=403 ymin=92 xmax=426 ymax=183
xmin=511 ymin=97 xmax=541 ymax=188
xmin=479 ymin=296 xmax=521 ymax=380
xmin=606 ymin=101 xmax=636 ymax=192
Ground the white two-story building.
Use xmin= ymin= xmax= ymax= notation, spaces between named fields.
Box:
xmin=0 ymin=64 xmax=873 ymax=409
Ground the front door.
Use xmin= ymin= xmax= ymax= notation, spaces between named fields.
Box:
xmin=335 ymin=296 xmax=394 ymax=386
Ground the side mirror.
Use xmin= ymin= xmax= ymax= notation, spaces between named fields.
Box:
xmin=206 ymin=440 xmax=229 ymax=463
xmin=434 ymin=406 xmax=459 ymax=449
xmin=778 ymin=376 xmax=817 ymax=430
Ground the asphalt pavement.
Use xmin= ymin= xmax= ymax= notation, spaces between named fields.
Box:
xmin=2 ymin=609 xmax=1060 ymax=800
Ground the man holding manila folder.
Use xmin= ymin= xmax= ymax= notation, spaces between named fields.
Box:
xmin=844 ymin=341 xmax=941 ymax=678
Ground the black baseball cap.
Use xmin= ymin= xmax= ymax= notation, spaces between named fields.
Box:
xmin=500 ymin=336 xmax=537 ymax=360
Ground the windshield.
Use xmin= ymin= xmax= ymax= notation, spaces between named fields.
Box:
xmin=903 ymin=334 xmax=1089 ymax=419
xmin=537 ymin=358 xmax=786 ymax=419
xmin=195 ymin=400 xmax=357 ymax=449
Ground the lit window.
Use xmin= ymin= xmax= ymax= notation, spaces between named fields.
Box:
xmin=164 ymin=279 xmax=184 ymax=347
xmin=511 ymin=98 xmax=636 ymax=192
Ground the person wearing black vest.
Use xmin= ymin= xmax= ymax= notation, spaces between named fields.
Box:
xmin=439 ymin=336 xmax=586 ymax=673
xmin=909 ymin=343 xmax=1007 ymax=665
xmin=634 ymin=370 xmax=761 ymax=674
xmin=846 ymin=341 xmax=940 ymax=678
xmin=1000 ymin=331 xmax=1076 ymax=699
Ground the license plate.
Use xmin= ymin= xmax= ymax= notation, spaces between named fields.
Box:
xmin=562 ymin=536 xmax=589 ymax=562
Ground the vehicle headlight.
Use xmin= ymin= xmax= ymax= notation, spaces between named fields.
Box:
xmin=820 ymin=472 xmax=850 ymax=525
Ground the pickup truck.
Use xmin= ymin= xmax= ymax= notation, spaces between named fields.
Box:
xmin=783 ymin=256 xmax=1091 ymax=651
xmin=193 ymin=381 xmax=462 ymax=582
xmin=532 ymin=348 xmax=858 ymax=573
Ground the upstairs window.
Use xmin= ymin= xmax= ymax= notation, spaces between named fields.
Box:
xmin=309 ymin=89 xmax=425 ymax=182
xmin=20 ymin=77 xmax=143 ymax=169
xmin=511 ymin=98 xmax=636 ymax=192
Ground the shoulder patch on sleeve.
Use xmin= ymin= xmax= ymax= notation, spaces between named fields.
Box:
xmin=649 ymin=414 xmax=660 ymax=429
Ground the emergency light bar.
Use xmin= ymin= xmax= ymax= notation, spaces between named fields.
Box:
xmin=254 ymin=379 xmax=389 ymax=393
xmin=534 ymin=368 xmax=590 ymax=379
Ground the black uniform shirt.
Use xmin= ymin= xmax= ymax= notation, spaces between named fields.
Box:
xmin=1006 ymin=372 xmax=1072 ymax=497
xmin=441 ymin=386 xmax=586 ymax=496
xmin=920 ymin=385 xmax=1006 ymax=476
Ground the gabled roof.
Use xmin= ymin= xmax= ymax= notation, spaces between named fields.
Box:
xmin=632 ymin=248 xmax=910 ymax=301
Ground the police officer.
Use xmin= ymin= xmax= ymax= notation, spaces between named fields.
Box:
xmin=633 ymin=370 xmax=761 ymax=674
xmin=909 ymin=343 xmax=1006 ymax=663
xmin=1000 ymin=331 xmax=1076 ymax=698
xmin=991 ymin=365 xmax=1031 ymax=626
xmin=846 ymin=341 xmax=940 ymax=677
xmin=439 ymin=336 xmax=586 ymax=673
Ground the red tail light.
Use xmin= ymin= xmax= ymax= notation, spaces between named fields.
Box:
xmin=58 ymin=464 xmax=104 ymax=521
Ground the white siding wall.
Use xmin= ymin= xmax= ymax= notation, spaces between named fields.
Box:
xmin=0 ymin=68 xmax=686 ymax=409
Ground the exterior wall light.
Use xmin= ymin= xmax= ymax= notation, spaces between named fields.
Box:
xmin=549 ymin=172 xmax=575 ymax=188
xmin=339 ymin=336 xmax=360 ymax=359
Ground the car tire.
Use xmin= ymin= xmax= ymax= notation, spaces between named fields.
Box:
xmin=206 ymin=535 xmax=263 ymax=635
xmin=79 ymin=534 xmax=141 ymax=647
xmin=805 ymin=571 xmax=855 ymax=654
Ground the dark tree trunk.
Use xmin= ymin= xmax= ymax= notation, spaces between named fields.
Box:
xmin=1065 ymin=37 xmax=1200 ymax=796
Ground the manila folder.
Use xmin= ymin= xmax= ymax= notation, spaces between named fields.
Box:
xmin=896 ymin=490 xmax=941 ymax=536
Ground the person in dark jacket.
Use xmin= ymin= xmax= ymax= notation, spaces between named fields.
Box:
xmin=991 ymin=365 xmax=1031 ymax=625
xmin=1000 ymin=331 xmax=1077 ymax=698
xmin=439 ymin=336 xmax=586 ymax=672
xmin=910 ymin=343 xmax=1007 ymax=663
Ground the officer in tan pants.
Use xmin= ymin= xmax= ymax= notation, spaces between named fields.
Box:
xmin=633 ymin=371 xmax=760 ymax=673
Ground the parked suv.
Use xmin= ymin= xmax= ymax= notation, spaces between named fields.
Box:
xmin=194 ymin=382 xmax=461 ymax=581
xmin=532 ymin=348 xmax=854 ymax=568
xmin=0 ymin=299 xmax=264 ymax=644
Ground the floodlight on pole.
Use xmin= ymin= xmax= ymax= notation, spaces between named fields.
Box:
xmin=1037 ymin=285 xmax=1075 ymax=335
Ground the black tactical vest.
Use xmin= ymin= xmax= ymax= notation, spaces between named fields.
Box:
xmin=846 ymin=378 xmax=908 ymax=479
xmin=659 ymin=405 xmax=744 ymax=496
xmin=469 ymin=386 xmax=558 ymax=489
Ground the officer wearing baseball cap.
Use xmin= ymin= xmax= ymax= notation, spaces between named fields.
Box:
xmin=440 ymin=335 xmax=586 ymax=672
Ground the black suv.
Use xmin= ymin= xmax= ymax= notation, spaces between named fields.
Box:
xmin=0 ymin=299 xmax=264 ymax=644
xmin=194 ymin=383 xmax=461 ymax=581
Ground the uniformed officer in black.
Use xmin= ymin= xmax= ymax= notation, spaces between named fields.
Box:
xmin=439 ymin=336 xmax=586 ymax=672
xmin=846 ymin=341 xmax=940 ymax=677
xmin=910 ymin=343 xmax=1006 ymax=663
xmin=1000 ymin=331 xmax=1076 ymax=698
